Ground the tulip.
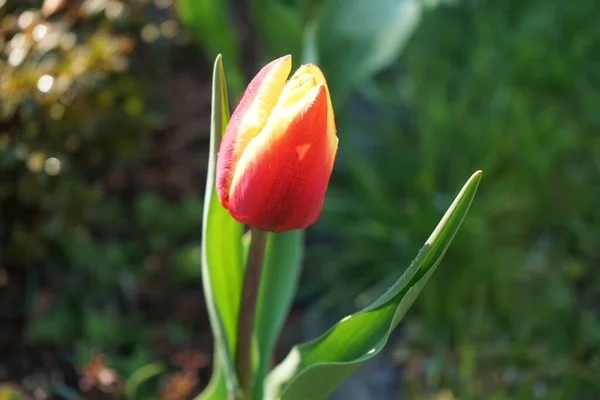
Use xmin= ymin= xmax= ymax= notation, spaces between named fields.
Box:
xmin=216 ymin=55 xmax=338 ymax=232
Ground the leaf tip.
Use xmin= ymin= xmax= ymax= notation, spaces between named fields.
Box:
xmin=468 ymin=170 xmax=483 ymax=187
xmin=214 ymin=54 xmax=224 ymax=71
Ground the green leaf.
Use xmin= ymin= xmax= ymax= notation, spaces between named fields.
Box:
xmin=253 ymin=230 xmax=305 ymax=399
xmin=196 ymin=55 xmax=244 ymax=399
xmin=176 ymin=0 xmax=245 ymax=96
xmin=313 ymin=0 xmax=427 ymax=106
xmin=264 ymin=171 xmax=483 ymax=400
xmin=196 ymin=350 xmax=230 ymax=400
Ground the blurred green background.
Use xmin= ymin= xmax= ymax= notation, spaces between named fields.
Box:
xmin=1 ymin=0 xmax=599 ymax=399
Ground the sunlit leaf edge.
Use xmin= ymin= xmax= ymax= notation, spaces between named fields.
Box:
xmin=265 ymin=170 xmax=482 ymax=400
xmin=197 ymin=54 xmax=241 ymax=398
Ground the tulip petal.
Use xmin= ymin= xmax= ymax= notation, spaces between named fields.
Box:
xmin=290 ymin=64 xmax=336 ymax=143
xmin=228 ymin=84 xmax=338 ymax=232
xmin=217 ymin=55 xmax=292 ymax=208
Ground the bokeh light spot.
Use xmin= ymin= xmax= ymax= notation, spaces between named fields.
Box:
xmin=32 ymin=24 xmax=48 ymax=41
xmin=141 ymin=24 xmax=160 ymax=43
xmin=8 ymin=48 xmax=27 ymax=66
xmin=10 ymin=33 xmax=27 ymax=48
xmin=37 ymin=75 xmax=55 ymax=93
xmin=160 ymin=20 xmax=178 ymax=39
xmin=27 ymin=152 xmax=45 ymax=172
xmin=154 ymin=0 xmax=173 ymax=9
xmin=17 ymin=11 xmax=36 ymax=29
xmin=44 ymin=157 xmax=62 ymax=176
xmin=105 ymin=1 xmax=125 ymax=20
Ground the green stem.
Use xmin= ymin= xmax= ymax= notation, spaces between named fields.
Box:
xmin=235 ymin=228 xmax=268 ymax=400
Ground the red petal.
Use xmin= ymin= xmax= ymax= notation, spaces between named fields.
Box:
xmin=227 ymin=85 xmax=338 ymax=232
xmin=216 ymin=55 xmax=291 ymax=209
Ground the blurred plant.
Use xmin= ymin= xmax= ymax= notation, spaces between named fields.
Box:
xmin=177 ymin=0 xmax=245 ymax=96
xmin=177 ymin=0 xmax=435 ymax=106
xmin=0 ymin=0 xmax=214 ymax=397
xmin=0 ymin=3 xmax=135 ymax=118
xmin=313 ymin=0 xmax=600 ymax=398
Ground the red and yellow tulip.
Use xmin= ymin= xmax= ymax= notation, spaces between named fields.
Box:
xmin=216 ymin=55 xmax=338 ymax=232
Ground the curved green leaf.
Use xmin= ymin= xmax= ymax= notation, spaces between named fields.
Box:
xmin=264 ymin=171 xmax=483 ymax=400
xmin=196 ymin=55 xmax=244 ymax=399
xmin=253 ymin=230 xmax=305 ymax=399
xmin=196 ymin=349 xmax=229 ymax=400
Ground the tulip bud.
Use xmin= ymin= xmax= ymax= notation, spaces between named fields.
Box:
xmin=216 ymin=55 xmax=338 ymax=232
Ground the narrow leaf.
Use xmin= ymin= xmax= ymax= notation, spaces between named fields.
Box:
xmin=264 ymin=171 xmax=483 ymax=400
xmin=253 ymin=230 xmax=305 ymax=399
xmin=196 ymin=55 xmax=244 ymax=399
xmin=196 ymin=350 xmax=229 ymax=400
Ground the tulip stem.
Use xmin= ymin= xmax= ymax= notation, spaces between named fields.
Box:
xmin=235 ymin=228 xmax=268 ymax=400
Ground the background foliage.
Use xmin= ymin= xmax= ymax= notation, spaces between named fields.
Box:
xmin=1 ymin=0 xmax=599 ymax=399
